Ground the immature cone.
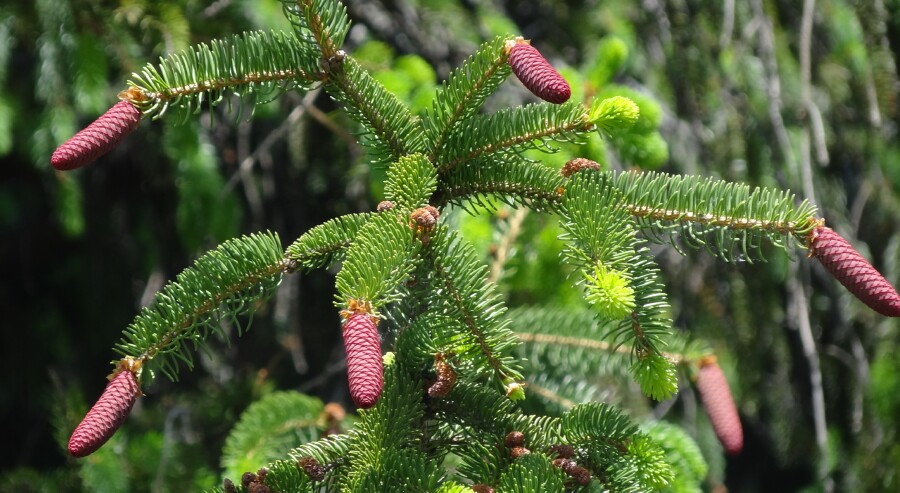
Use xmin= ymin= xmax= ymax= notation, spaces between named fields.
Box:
xmin=561 ymin=158 xmax=600 ymax=178
xmin=427 ymin=352 xmax=457 ymax=398
xmin=51 ymin=100 xmax=142 ymax=170
xmin=508 ymin=40 xmax=571 ymax=104
xmin=68 ymin=369 xmax=141 ymax=457
xmin=343 ymin=312 xmax=384 ymax=408
xmin=809 ymin=226 xmax=900 ymax=316
xmin=695 ymin=360 xmax=743 ymax=455
xmin=298 ymin=456 xmax=326 ymax=481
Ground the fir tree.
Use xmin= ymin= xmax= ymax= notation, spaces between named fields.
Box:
xmin=50 ymin=1 xmax=900 ymax=491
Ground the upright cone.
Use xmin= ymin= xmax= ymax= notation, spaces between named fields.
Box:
xmin=68 ymin=369 xmax=141 ymax=457
xmin=342 ymin=313 xmax=383 ymax=408
xmin=809 ymin=226 xmax=900 ymax=316
xmin=695 ymin=360 xmax=743 ymax=455
xmin=508 ymin=40 xmax=571 ymax=104
xmin=52 ymin=100 xmax=142 ymax=170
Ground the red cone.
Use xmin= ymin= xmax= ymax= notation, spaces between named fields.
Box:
xmin=68 ymin=369 xmax=141 ymax=457
xmin=810 ymin=226 xmax=900 ymax=317
xmin=696 ymin=360 xmax=743 ymax=455
xmin=343 ymin=313 xmax=383 ymax=408
xmin=508 ymin=41 xmax=571 ymax=104
xmin=52 ymin=100 xmax=142 ymax=170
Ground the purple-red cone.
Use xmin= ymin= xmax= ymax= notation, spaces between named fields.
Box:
xmin=508 ymin=41 xmax=571 ymax=104
xmin=809 ymin=226 xmax=900 ymax=316
xmin=52 ymin=100 xmax=142 ymax=171
xmin=342 ymin=313 xmax=383 ymax=409
xmin=68 ymin=369 xmax=141 ymax=457
xmin=695 ymin=360 xmax=743 ymax=455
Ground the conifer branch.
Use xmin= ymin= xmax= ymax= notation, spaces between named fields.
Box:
xmin=425 ymin=228 xmax=523 ymax=384
xmin=325 ymin=55 xmax=426 ymax=166
xmin=609 ymin=170 xmax=818 ymax=261
xmin=435 ymin=156 xmax=564 ymax=212
xmin=280 ymin=0 xmax=350 ymax=59
xmin=436 ymin=102 xmax=591 ymax=173
xmin=285 ymin=212 xmax=373 ymax=271
xmin=127 ymin=30 xmax=320 ymax=122
xmin=115 ymin=232 xmax=285 ymax=381
xmin=425 ymin=35 xmax=514 ymax=161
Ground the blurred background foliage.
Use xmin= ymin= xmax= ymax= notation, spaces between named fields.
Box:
xmin=2 ymin=0 xmax=900 ymax=491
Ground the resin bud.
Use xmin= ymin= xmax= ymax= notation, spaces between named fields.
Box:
xmin=68 ymin=369 xmax=141 ymax=457
xmin=343 ymin=312 xmax=383 ymax=408
xmin=508 ymin=40 xmax=571 ymax=104
xmin=52 ymin=100 xmax=142 ymax=170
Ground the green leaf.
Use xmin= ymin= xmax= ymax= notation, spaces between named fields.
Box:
xmin=497 ymin=454 xmax=567 ymax=493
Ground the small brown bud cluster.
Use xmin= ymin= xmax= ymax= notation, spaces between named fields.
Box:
xmin=507 ymin=39 xmax=571 ymax=104
xmin=547 ymin=444 xmax=575 ymax=459
xmin=298 ymin=456 xmax=326 ymax=481
xmin=223 ymin=478 xmax=237 ymax=493
xmin=504 ymin=430 xmax=530 ymax=459
xmin=427 ymin=352 xmax=457 ymax=398
xmin=560 ymin=158 xmax=601 ymax=178
xmin=376 ymin=200 xmax=395 ymax=212
xmin=471 ymin=484 xmax=495 ymax=493
xmin=342 ymin=313 xmax=383 ymax=408
xmin=695 ymin=358 xmax=743 ymax=455
xmin=52 ymin=100 xmax=142 ymax=170
xmin=68 ymin=368 xmax=141 ymax=457
xmin=551 ymin=458 xmax=592 ymax=486
xmin=240 ymin=469 xmax=271 ymax=493
xmin=809 ymin=225 xmax=900 ymax=316
xmin=410 ymin=205 xmax=440 ymax=246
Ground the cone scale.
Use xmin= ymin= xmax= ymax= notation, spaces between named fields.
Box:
xmin=51 ymin=100 xmax=142 ymax=171
xmin=68 ymin=369 xmax=141 ymax=457
xmin=342 ymin=312 xmax=383 ymax=408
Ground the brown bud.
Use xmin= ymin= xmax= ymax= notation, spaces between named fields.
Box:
xmin=809 ymin=226 xmax=900 ymax=316
xmin=223 ymin=478 xmax=237 ymax=493
xmin=376 ymin=200 xmax=395 ymax=212
xmin=568 ymin=464 xmax=592 ymax=486
xmin=695 ymin=360 xmax=743 ymax=455
xmin=504 ymin=431 xmax=525 ymax=448
xmin=548 ymin=444 xmax=575 ymax=459
xmin=471 ymin=484 xmax=495 ymax=493
xmin=68 ymin=369 xmax=141 ymax=457
xmin=509 ymin=446 xmax=531 ymax=459
xmin=298 ymin=456 xmax=326 ymax=482
xmin=561 ymin=158 xmax=601 ymax=178
xmin=241 ymin=472 xmax=257 ymax=488
xmin=427 ymin=353 xmax=457 ymax=398
xmin=248 ymin=483 xmax=270 ymax=493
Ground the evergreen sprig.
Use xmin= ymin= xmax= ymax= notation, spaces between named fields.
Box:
xmin=325 ymin=55 xmax=426 ymax=167
xmin=436 ymin=102 xmax=591 ymax=173
xmin=127 ymin=30 xmax=320 ymax=122
xmin=279 ymin=0 xmax=350 ymax=58
xmin=114 ymin=232 xmax=284 ymax=381
xmin=436 ymin=156 xmax=564 ymax=213
xmin=285 ymin=212 xmax=373 ymax=270
xmin=425 ymin=228 xmax=524 ymax=385
xmin=384 ymin=153 xmax=438 ymax=212
xmin=424 ymin=35 xmax=514 ymax=160
xmin=497 ymin=454 xmax=568 ymax=493
xmin=221 ymin=391 xmax=324 ymax=482
xmin=334 ymin=212 xmax=421 ymax=310
xmin=610 ymin=170 xmax=818 ymax=262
